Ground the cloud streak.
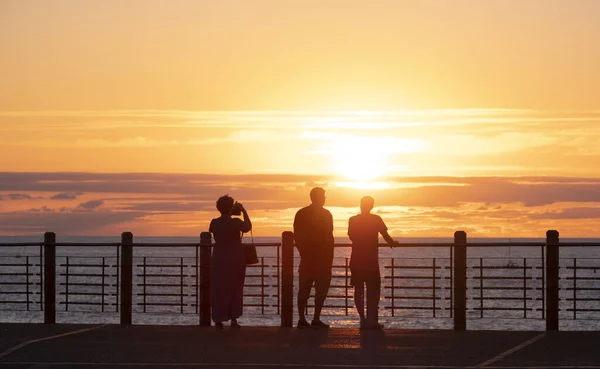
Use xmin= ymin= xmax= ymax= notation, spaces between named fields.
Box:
xmin=1 ymin=172 xmax=600 ymax=236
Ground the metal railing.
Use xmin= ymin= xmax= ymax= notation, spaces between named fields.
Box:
xmin=1 ymin=230 xmax=599 ymax=330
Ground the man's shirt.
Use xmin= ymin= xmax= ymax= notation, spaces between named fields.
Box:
xmin=293 ymin=204 xmax=334 ymax=274
xmin=348 ymin=213 xmax=387 ymax=272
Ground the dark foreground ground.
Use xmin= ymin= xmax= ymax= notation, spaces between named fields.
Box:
xmin=1 ymin=324 xmax=599 ymax=369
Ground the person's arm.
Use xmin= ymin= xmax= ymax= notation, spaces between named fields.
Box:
xmin=347 ymin=217 xmax=355 ymax=243
xmin=378 ymin=217 xmax=399 ymax=247
xmin=326 ymin=209 xmax=335 ymax=246
xmin=381 ymin=229 xmax=399 ymax=246
xmin=293 ymin=210 xmax=306 ymax=255
xmin=239 ymin=203 xmax=252 ymax=233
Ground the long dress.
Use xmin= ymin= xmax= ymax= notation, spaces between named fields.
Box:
xmin=209 ymin=216 xmax=248 ymax=323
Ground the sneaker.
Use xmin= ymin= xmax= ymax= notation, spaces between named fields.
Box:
xmin=297 ymin=319 xmax=311 ymax=329
xmin=215 ymin=322 xmax=224 ymax=330
xmin=231 ymin=320 xmax=241 ymax=328
xmin=311 ymin=319 xmax=330 ymax=329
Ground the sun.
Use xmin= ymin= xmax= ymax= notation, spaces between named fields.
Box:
xmin=327 ymin=134 xmax=426 ymax=186
xmin=329 ymin=135 xmax=392 ymax=183
xmin=331 ymin=142 xmax=388 ymax=182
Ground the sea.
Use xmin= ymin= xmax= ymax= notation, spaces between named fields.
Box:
xmin=1 ymin=236 xmax=599 ymax=331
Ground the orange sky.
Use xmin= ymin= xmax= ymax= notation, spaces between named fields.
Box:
xmin=1 ymin=0 xmax=599 ymax=111
xmin=1 ymin=1 xmax=600 ymax=237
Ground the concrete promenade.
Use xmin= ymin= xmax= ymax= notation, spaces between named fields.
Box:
xmin=1 ymin=324 xmax=599 ymax=369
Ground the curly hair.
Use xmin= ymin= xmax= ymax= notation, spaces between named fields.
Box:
xmin=216 ymin=195 xmax=234 ymax=215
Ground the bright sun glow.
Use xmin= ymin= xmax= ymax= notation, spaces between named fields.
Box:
xmin=327 ymin=134 xmax=427 ymax=184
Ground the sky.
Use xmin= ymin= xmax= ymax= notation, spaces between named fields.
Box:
xmin=1 ymin=1 xmax=599 ymax=237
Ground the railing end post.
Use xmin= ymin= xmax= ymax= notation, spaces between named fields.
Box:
xmin=281 ymin=231 xmax=294 ymax=327
xmin=199 ymin=232 xmax=212 ymax=326
xmin=546 ymin=229 xmax=560 ymax=331
xmin=453 ymin=230 xmax=467 ymax=331
xmin=121 ymin=232 xmax=133 ymax=243
xmin=454 ymin=231 xmax=467 ymax=244
xmin=44 ymin=232 xmax=56 ymax=243
xmin=546 ymin=230 xmax=559 ymax=241
xmin=43 ymin=231 xmax=56 ymax=324
xmin=120 ymin=232 xmax=133 ymax=325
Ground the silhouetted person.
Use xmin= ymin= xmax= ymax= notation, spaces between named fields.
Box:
xmin=293 ymin=187 xmax=334 ymax=329
xmin=209 ymin=195 xmax=252 ymax=329
xmin=348 ymin=196 xmax=399 ymax=329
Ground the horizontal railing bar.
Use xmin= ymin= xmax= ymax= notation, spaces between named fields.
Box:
xmin=59 ymin=273 xmax=111 ymax=278
xmin=472 ymin=297 xmax=536 ymax=301
xmin=473 ymin=287 xmax=537 ymax=291
xmin=132 ymin=243 xmax=280 ymax=247
xmin=472 ymin=266 xmax=536 ymax=270
xmin=385 ymin=286 xmax=448 ymax=290
xmin=384 ymin=276 xmax=445 ymax=280
xmin=565 ymin=308 xmax=600 ymax=312
xmin=55 ymin=243 xmax=121 ymax=247
xmin=0 ymin=301 xmax=41 ymax=304
xmin=135 ymin=265 xmax=193 ymax=268
xmin=388 ymin=296 xmax=437 ymax=300
xmin=58 ymin=264 xmax=115 ymax=268
xmin=58 ymin=302 xmax=114 ymax=306
xmin=474 ymin=277 xmax=535 ymax=280
xmin=385 ymin=276 xmax=444 ymax=280
xmin=384 ymin=266 xmax=446 ymax=270
xmin=0 ymin=243 xmax=43 ymax=247
xmin=472 ymin=307 xmax=535 ymax=311
xmin=59 ymin=292 xmax=114 ymax=296
xmin=59 ymin=283 xmax=113 ymax=287
xmin=384 ymin=295 xmax=447 ymax=300
xmin=560 ymin=243 xmax=600 ymax=247
xmin=473 ymin=287 xmax=539 ymax=291
xmin=384 ymin=306 xmax=445 ymax=310
xmin=565 ymin=298 xmax=600 ymax=301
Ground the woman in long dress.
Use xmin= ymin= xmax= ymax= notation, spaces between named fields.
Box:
xmin=209 ymin=195 xmax=252 ymax=329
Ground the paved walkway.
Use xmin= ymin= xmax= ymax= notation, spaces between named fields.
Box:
xmin=1 ymin=324 xmax=599 ymax=368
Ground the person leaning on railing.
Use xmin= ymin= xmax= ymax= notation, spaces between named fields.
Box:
xmin=348 ymin=195 xmax=399 ymax=329
xmin=209 ymin=195 xmax=252 ymax=329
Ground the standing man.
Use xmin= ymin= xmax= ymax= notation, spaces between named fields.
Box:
xmin=293 ymin=187 xmax=334 ymax=329
xmin=348 ymin=196 xmax=399 ymax=329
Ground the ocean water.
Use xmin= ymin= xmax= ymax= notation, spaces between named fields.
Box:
xmin=1 ymin=236 xmax=599 ymax=331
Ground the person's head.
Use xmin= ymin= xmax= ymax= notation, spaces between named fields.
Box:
xmin=360 ymin=195 xmax=374 ymax=214
xmin=216 ymin=194 xmax=235 ymax=215
xmin=309 ymin=187 xmax=326 ymax=207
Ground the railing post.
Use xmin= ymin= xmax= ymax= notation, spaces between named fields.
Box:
xmin=281 ymin=231 xmax=294 ymax=327
xmin=199 ymin=232 xmax=212 ymax=326
xmin=43 ymin=232 xmax=56 ymax=324
xmin=546 ymin=230 xmax=560 ymax=331
xmin=453 ymin=231 xmax=467 ymax=330
xmin=120 ymin=232 xmax=133 ymax=325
